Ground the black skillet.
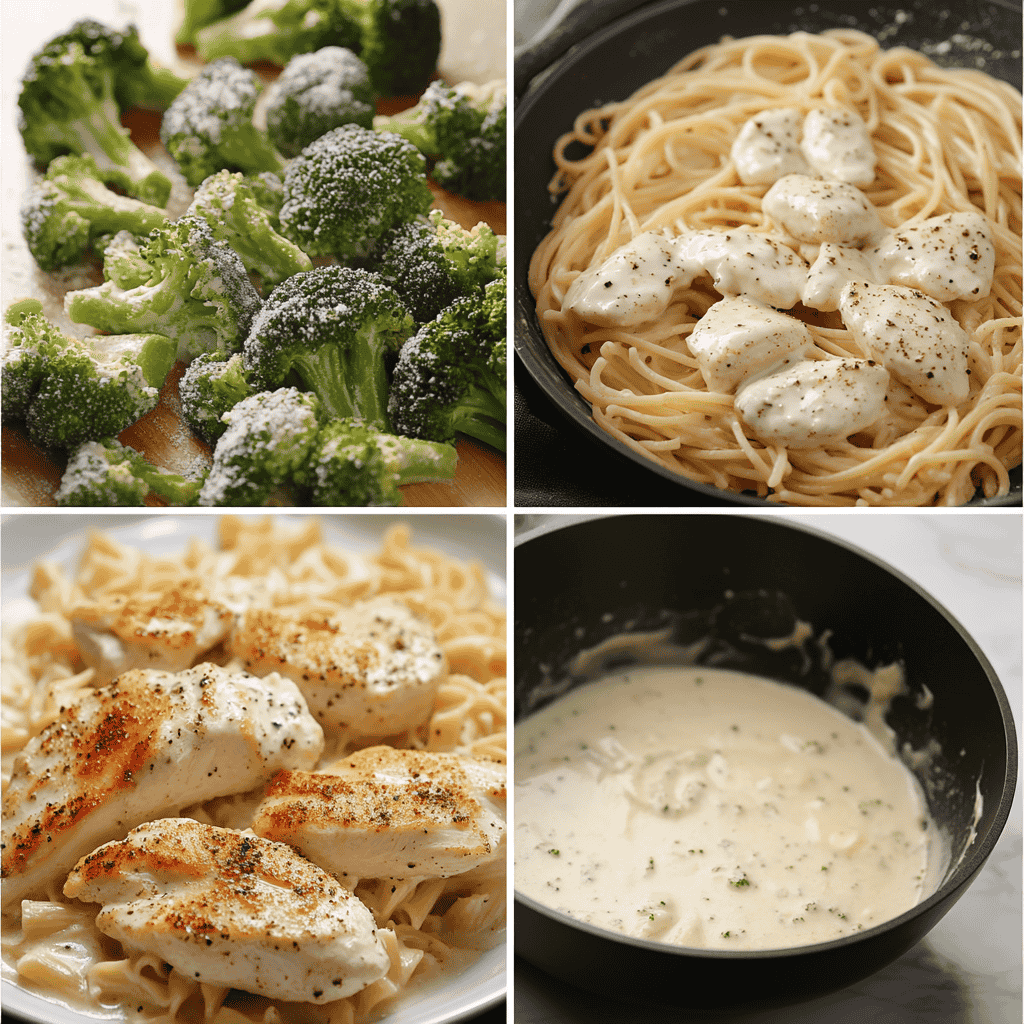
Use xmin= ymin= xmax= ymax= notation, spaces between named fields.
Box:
xmin=513 ymin=0 xmax=1024 ymax=507
xmin=513 ymin=513 xmax=1018 ymax=1011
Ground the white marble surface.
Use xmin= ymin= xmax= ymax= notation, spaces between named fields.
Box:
xmin=513 ymin=511 xmax=1023 ymax=1024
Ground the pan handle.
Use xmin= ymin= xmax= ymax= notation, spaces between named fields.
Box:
xmin=514 ymin=0 xmax=654 ymax=97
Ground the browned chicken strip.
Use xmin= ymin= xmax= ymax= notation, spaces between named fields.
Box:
xmin=70 ymin=581 xmax=234 ymax=685
xmin=2 ymin=664 xmax=323 ymax=909
xmin=64 ymin=818 xmax=390 ymax=1002
xmin=252 ymin=746 xmax=506 ymax=881
xmin=227 ymin=597 xmax=446 ymax=737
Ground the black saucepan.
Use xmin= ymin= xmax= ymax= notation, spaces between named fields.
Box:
xmin=513 ymin=514 xmax=1018 ymax=1011
xmin=513 ymin=0 xmax=1024 ymax=507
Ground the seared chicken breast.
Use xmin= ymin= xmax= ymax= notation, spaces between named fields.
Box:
xmin=228 ymin=597 xmax=446 ymax=737
xmin=71 ymin=581 xmax=234 ymax=685
xmin=252 ymin=746 xmax=506 ymax=881
xmin=2 ymin=664 xmax=323 ymax=909
xmin=64 ymin=818 xmax=390 ymax=1002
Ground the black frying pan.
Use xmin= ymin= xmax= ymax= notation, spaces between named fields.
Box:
xmin=513 ymin=0 xmax=1024 ymax=507
xmin=513 ymin=514 xmax=1018 ymax=1010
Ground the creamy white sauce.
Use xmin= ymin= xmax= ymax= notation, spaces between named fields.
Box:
xmin=564 ymin=229 xmax=807 ymax=326
xmin=562 ymin=231 xmax=691 ymax=327
xmin=687 ymin=295 xmax=812 ymax=394
xmin=735 ymin=357 xmax=891 ymax=448
xmin=803 ymin=243 xmax=879 ymax=312
xmin=868 ymin=211 xmax=996 ymax=303
xmin=731 ymin=107 xmax=876 ymax=187
xmin=681 ymin=231 xmax=807 ymax=309
xmin=763 ymin=174 xmax=884 ymax=246
xmin=730 ymin=107 xmax=810 ymax=185
xmin=800 ymin=108 xmax=877 ymax=186
xmin=515 ymin=666 xmax=936 ymax=951
xmin=840 ymin=281 xmax=971 ymax=405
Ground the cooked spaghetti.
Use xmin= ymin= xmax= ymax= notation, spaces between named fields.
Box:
xmin=528 ymin=29 xmax=1022 ymax=506
xmin=1 ymin=517 xmax=506 ymax=1023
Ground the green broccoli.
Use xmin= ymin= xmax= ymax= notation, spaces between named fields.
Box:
xmin=198 ymin=386 xmax=322 ymax=505
xmin=264 ymin=47 xmax=375 ymax=158
xmin=279 ymin=124 xmax=433 ymax=260
xmin=55 ymin=438 xmax=204 ymax=506
xmin=388 ymin=273 xmax=506 ymax=450
xmin=160 ymin=58 xmax=286 ymax=187
xmin=1 ymin=299 xmax=176 ymax=451
xmin=375 ymin=79 xmax=506 ymax=200
xmin=370 ymin=209 xmax=504 ymax=322
xmin=59 ymin=19 xmax=190 ymax=113
xmin=17 ymin=23 xmax=174 ymax=206
xmin=65 ymin=213 xmax=263 ymax=364
xmin=337 ymin=0 xmax=441 ymax=96
xmin=243 ymin=170 xmax=286 ymax=226
xmin=195 ymin=0 xmax=361 ymax=66
xmin=176 ymin=0 xmax=251 ymax=46
xmin=179 ymin=352 xmax=256 ymax=444
xmin=20 ymin=154 xmax=170 ymax=272
xmin=299 ymin=417 xmax=456 ymax=505
xmin=244 ymin=265 xmax=413 ymax=426
xmin=97 ymin=230 xmax=154 ymax=289
xmin=186 ymin=170 xmax=313 ymax=287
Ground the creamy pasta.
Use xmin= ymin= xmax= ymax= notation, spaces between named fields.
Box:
xmin=529 ymin=30 xmax=1022 ymax=506
xmin=2 ymin=517 xmax=506 ymax=1023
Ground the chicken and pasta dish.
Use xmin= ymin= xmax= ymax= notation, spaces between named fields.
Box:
xmin=529 ymin=29 xmax=1022 ymax=505
xmin=2 ymin=517 xmax=506 ymax=1023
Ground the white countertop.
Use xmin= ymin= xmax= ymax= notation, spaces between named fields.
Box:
xmin=513 ymin=511 xmax=1023 ymax=1024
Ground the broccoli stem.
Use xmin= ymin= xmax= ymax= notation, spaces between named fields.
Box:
xmin=137 ymin=67 xmax=193 ymax=112
xmin=390 ymin=436 xmax=457 ymax=485
xmin=72 ymin=107 xmax=170 ymax=207
xmin=132 ymin=462 xmax=203 ymax=505
xmin=375 ymin=109 xmax=435 ymax=153
xmin=451 ymin=385 xmax=506 ymax=451
xmin=292 ymin=342 xmax=391 ymax=429
xmin=213 ymin=129 xmax=287 ymax=177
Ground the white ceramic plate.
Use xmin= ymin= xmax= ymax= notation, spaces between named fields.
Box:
xmin=1 ymin=512 xmax=507 ymax=1024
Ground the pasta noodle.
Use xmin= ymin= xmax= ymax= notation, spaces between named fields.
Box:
xmin=529 ymin=29 xmax=1022 ymax=506
xmin=2 ymin=517 xmax=506 ymax=1023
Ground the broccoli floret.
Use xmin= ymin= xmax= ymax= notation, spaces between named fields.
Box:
xmin=243 ymin=170 xmax=286 ymax=226
xmin=20 ymin=154 xmax=170 ymax=272
xmin=1 ymin=299 xmax=176 ymax=451
xmin=279 ymin=124 xmax=433 ymax=260
xmin=371 ymin=209 xmax=504 ymax=322
xmin=65 ymin=214 xmax=263 ymax=364
xmin=338 ymin=0 xmax=440 ymax=96
xmin=17 ymin=23 xmax=174 ymax=206
xmin=97 ymin=230 xmax=154 ymax=289
xmin=55 ymin=438 xmax=204 ymax=506
xmin=375 ymin=79 xmax=506 ymax=200
xmin=56 ymin=439 xmax=149 ymax=505
xmin=186 ymin=170 xmax=313 ymax=288
xmin=58 ymin=19 xmax=190 ymax=113
xmin=388 ymin=273 xmax=506 ymax=450
xmin=195 ymin=0 xmax=361 ymax=66
xmin=179 ymin=351 xmax=256 ymax=444
xmin=198 ymin=386 xmax=322 ymax=505
xmin=299 ymin=416 xmax=456 ymax=505
xmin=265 ymin=47 xmax=375 ymax=158
xmin=1 ymin=299 xmax=70 ymax=422
xmin=160 ymin=58 xmax=286 ymax=187
xmin=176 ymin=0 xmax=251 ymax=45
xmin=244 ymin=265 xmax=413 ymax=426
